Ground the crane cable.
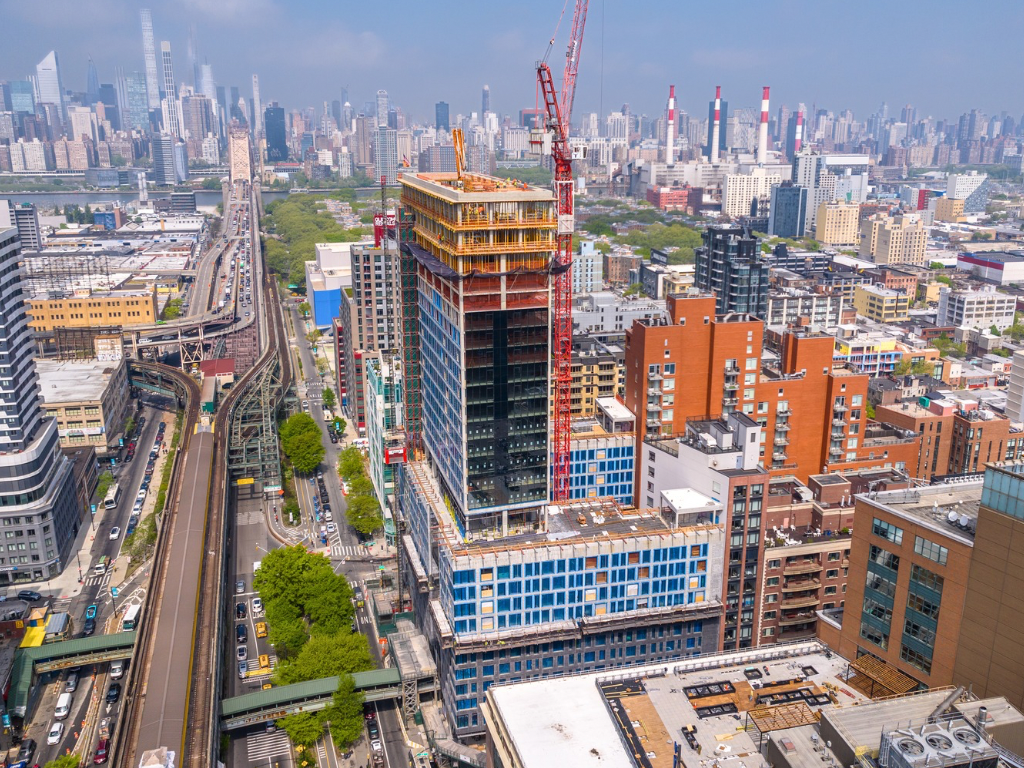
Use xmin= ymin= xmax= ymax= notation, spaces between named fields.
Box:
xmin=543 ymin=0 xmax=572 ymax=64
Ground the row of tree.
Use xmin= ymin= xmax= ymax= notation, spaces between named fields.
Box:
xmin=252 ymin=545 xmax=374 ymax=749
xmin=280 ymin=413 xmax=325 ymax=475
xmin=338 ymin=446 xmax=383 ymax=536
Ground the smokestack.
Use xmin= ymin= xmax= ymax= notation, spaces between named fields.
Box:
xmin=666 ymin=85 xmax=676 ymax=167
xmin=757 ymin=86 xmax=770 ymax=165
xmin=795 ymin=107 xmax=804 ymax=153
xmin=710 ymin=85 xmax=721 ymax=163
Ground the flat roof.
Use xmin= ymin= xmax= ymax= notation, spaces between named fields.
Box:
xmin=487 ymin=641 xmax=866 ymax=768
xmin=860 ymin=483 xmax=982 ymax=545
xmin=401 ymin=172 xmax=555 ymax=203
xmin=596 ymin=396 xmax=633 ymax=421
xmin=958 ymin=251 xmax=1024 ymax=264
xmin=36 ymin=359 xmax=120 ymax=404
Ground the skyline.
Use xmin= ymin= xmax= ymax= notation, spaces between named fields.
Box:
xmin=1 ymin=0 xmax=1023 ymax=125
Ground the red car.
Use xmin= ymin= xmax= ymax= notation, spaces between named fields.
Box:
xmin=93 ymin=739 xmax=109 ymax=764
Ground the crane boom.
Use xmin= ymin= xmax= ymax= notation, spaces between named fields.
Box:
xmin=538 ymin=0 xmax=588 ymax=504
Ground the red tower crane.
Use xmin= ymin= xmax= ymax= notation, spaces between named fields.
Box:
xmin=534 ymin=0 xmax=589 ymax=502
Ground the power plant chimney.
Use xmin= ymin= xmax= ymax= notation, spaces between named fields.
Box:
xmin=710 ymin=85 xmax=722 ymax=163
xmin=666 ymin=85 xmax=676 ymax=167
xmin=757 ymin=86 xmax=770 ymax=165
xmin=795 ymin=106 xmax=804 ymax=153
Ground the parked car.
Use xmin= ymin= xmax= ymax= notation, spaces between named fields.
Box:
xmin=252 ymin=597 xmax=263 ymax=614
xmin=235 ymin=580 xmax=245 ymax=594
xmin=236 ymin=645 xmax=247 ymax=661
xmin=17 ymin=590 xmax=41 ymax=602
xmin=18 ymin=738 xmax=36 ymax=763
xmin=83 ymin=618 xmax=96 ymax=636
xmin=236 ymin=624 xmax=247 ymax=644
xmin=235 ymin=602 xmax=246 ymax=620
xmin=238 ymin=660 xmax=248 ymax=679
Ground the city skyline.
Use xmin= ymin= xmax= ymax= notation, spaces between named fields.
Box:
xmin=1 ymin=0 xmax=1023 ymax=125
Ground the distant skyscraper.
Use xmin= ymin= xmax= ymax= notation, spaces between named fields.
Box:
xmin=187 ymin=25 xmax=200 ymax=90
xmin=264 ymin=105 xmax=287 ymax=161
xmin=140 ymin=9 xmax=161 ymax=110
xmin=158 ymin=42 xmax=180 ymax=137
xmin=199 ymin=64 xmax=216 ymax=102
xmin=374 ymin=126 xmax=398 ymax=184
xmin=375 ymin=89 xmax=388 ymax=127
xmin=694 ymin=225 xmax=768 ymax=317
xmin=35 ymin=51 xmax=66 ymax=122
xmin=151 ymin=133 xmax=177 ymax=185
xmin=331 ymin=100 xmax=342 ymax=128
xmin=86 ymin=58 xmax=100 ymax=104
xmin=251 ymin=74 xmax=263 ymax=137
xmin=482 ymin=84 xmax=490 ymax=115
xmin=123 ymin=72 xmax=150 ymax=132
xmin=9 ymin=81 xmax=34 ymax=114
xmin=229 ymin=86 xmax=242 ymax=122
xmin=435 ymin=101 xmax=449 ymax=131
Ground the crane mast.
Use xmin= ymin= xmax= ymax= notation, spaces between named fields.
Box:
xmin=536 ymin=0 xmax=588 ymax=503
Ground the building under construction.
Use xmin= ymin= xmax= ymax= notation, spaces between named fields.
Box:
xmin=395 ymin=172 xmax=724 ymax=738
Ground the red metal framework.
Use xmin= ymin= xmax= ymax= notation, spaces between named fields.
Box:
xmin=538 ymin=0 xmax=588 ymax=502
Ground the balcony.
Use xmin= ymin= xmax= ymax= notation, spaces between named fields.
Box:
xmin=772 ymin=451 xmax=787 ymax=462
xmin=724 ymin=382 xmax=740 ymax=392
xmin=778 ymin=625 xmax=818 ymax=640
xmin=781 ymin=578 xmax=821 ymax=593
xmin=648 ymin=372 xmax=662 ymax=381
xmin=776 ymin=423 xmax=791 ymax=432
xmin=725 ymin=363 xmax=740 ymax=374
xmin=774 ymin=437 xmax=790 ymax=446
xmin=781 ymin=595 xmax=820 ymax=610
xmin=646 ymin=418 xmax=661 ymax=429
xmin=833 ymin=403 xmax=849 ymax=414
xmin=783 ymin=561 xmax=823 ymax=576
xmin=723 ymin=396 xmax=739 ymax=406
xmin=832 ymin=418 xmax=847 ymax=427
xmin=778 ymin=612 xmax=817 ymax=627
xmin=646 ymin=401 xmax=661 ymax=412
xmin=777 ymin=408 xmax=792 ymax=417
xmin=647 ymin=388 xmax=660 ymax=398
xmin=829 ymin=446 xmax=843 ymax=457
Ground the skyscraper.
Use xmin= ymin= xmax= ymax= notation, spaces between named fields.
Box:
xmin=251 ymin=74 xmax=263 ymax=137
xmin=35 ymin=51 xmax=66 ymax=122
xmin=481 ymin=84 xmax=490 ymax=114
xmin=693 ymin=225 xmax=768 ymax=317
xmin=187 ymin=24 xmax=200 ymax=90
xmin=435 ymin=101 xmax=449 ymax=131
xmin=375 ymin=89 xmax=388 ymax=127
xmin=140 ymin=8 xmax=161 ymax=110
xmin=331 ymin=100 xmax=341 ymax=128
xmin=264 ymin=104 xmax=287 ymax=161
xmin=9 ymin=81 xmax=35 ymax=114
xmin=0 ymin=213 xmax=83 ymax=583
xmin=373 ymin=126 xmax=398 ymax=184
xmin=151 ymin=133 xmax=177 ymax=185
xmin=199 ymin=64 xmax=216 ymax=102
xmin=122 ymin=72 xmax=150 ymax=132
xmin=86 ymin=58 xmax=100 ymax=104
xmin=159 ymin=41 xmax=180 ymax=138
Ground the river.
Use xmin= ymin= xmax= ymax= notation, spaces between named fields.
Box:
xmin=0 ymin=189 xmax=294 ymax=211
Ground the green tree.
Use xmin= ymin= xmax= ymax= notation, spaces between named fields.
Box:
xmin=96 ymin=471 xmax=115 ymax=500
xmin=162 ymin=298 xmax=183 ymax=321
xmin=123 ymin=514 xmax=157 ymax=562
xmin=624 ymin=283 xmax=644 ymax=296
xmin=274 ymin=632 xmax=373 ymax=685
xmin=894 ymin=359 xmax=913 ymax=376
xmin=990 ymin=325 xmax=1001 ymax=336
xmin=307 ymin=329 xmax=322 ymax=345
xmin=278 ymin=711 xmax=324 ymax=749
xmin=264 ymin=598 xmax=308 ymax=658
xmin=929 ymin=261 xmax=946 ymax=270
xmin=322 ymin=387 xmax=336 ymax=411
xmin=285 ymin=429 xmax=325 ymax=475
xmin=348 ymin=475 xmax=374 ymax=497
xmin=201 ymin=177 xmax=221 ymax=190
xmin=44 ymin=755 xmax=82 ymax=768
xmin=866 ymin=402 xmax=876 ymax=419
xmin=338 ymin=446 xmax=365 ymax=481
xmin=298 ymin=301 xmax=311 ymax=317
xmin=323 ymin=674 xmax=366 ymax=749
xmin=346 ymin=494 xmax=383 ymax=536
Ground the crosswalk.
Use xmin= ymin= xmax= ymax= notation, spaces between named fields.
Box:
xmin=246 ymin=730 xmax=291 ymax=763
xmin=330 ymin=544 xmax=363 ymax=558
xmin=84 ymin=571 xmax=112 ymax=588
xmin=242 ymin=652 xmax=279 ymax=679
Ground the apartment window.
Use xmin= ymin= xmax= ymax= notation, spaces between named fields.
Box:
xmin=766 ymin=577 xmax=780 ymax=587
xmin=872 ymin=518 xmax=903 ymax=545
xmin=767 ymin=559 xmax=780 ymax=569
xmin=746 ymin=358 xmax=758 ymax=370
xmin=899 ymin=644 xmax=932 ymax=674
xmin=913 ymin=536 xmax=948 ymax=566
xmin=910 ymin=563 xmax=944 ymax=594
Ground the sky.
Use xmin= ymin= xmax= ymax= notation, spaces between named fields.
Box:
xmin=2 ymin=0 xmax=1023 ymax=125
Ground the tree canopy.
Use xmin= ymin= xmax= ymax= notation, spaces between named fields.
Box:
xmin=322 ymin=387 xmax=336 ymax=410
xmin=346 ymin=494 xmax=383 ymax=537
xmin=274 ymin=631 xmax=373 ymax=685
xmin=337 ymin=445 xmax=365 ymax=481
xmin=280 ymin=413 xmax=324 ymax=474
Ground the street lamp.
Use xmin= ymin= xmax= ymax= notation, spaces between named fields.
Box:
xmin=76 ymin=552 xmax=82 ymax=584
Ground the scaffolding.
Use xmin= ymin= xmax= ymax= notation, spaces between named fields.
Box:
xmin=227 ymin=351 xmax=283 ymax=489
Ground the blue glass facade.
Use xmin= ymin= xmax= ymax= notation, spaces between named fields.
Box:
xmin=553 ymin=439 xmax=634 ymax=505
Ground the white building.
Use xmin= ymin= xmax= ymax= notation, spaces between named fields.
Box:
xmin=9 ymin=139 xmax=48 ymax=173
xmin=572 ymin=241 xmax=602 ymax=295
xmin=66 ymin=106 xmax=98 ymax=143
xmin=1005 ymin=349 xmax=1024 ymax=423
xmin=792 ymin=151 xmax=871 ymax=232
xmin=721 ymin=167 xmax=780 ymax=218
xmin=572 ymin=291 xmax=666 ymax=334
xmin=955 ymin=252 xmax=1024 ymax=285
xmin=946 ymin=170 xmax=987 ymax=201
xmin=936 ymin=285 xmax=1016 ymax=331
xmin=766 ymin=289 xmax=844 ymax=327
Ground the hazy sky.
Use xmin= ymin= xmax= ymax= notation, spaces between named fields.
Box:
xmin=2 ymin=0 xmax=1022 ymax=124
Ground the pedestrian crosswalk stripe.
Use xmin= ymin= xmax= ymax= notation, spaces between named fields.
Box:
xmin=246 ymin=731 xmax=291 ymax=762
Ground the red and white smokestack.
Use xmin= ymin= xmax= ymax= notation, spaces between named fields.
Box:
xmin=666 ymin=84 xmax=676 ymax=167
xmin=710 ymin=85 xmax=721 ymax=163
xmin=795 ymin=107 xmax=804 ymax=153
xmin=757 ymin=86 xmax=770 ymax=165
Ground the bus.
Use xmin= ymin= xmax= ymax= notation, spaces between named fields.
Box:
xmin=122 ymin=604 xmax=142 ymax=631
xmin=103 ymin=483 xmax=122 ymax=510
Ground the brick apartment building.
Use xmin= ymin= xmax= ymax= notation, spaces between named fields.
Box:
xmin=624 ymin=292 xmax=920 ymax=504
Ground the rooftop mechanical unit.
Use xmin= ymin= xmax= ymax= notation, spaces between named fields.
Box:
xmin=879 ymin=717 xmax=998 ymax=768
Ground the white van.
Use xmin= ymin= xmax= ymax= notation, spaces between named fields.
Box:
xmin=54 ymin=692 xmax=72 ymax=720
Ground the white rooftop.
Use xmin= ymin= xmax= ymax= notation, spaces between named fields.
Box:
xmin=36 ymin=359 xmax=121 ymax=403
xmin=596 ymin=396 xmax=633 ymax=422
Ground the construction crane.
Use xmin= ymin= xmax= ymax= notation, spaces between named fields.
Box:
xmin=532 ymin=0 xmax=589 ymax=503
